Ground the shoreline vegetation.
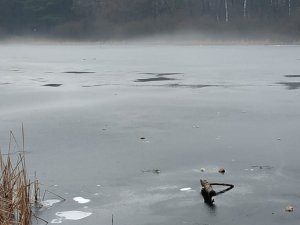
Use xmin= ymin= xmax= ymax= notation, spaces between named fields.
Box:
xmin=0 ymin=0 xmax=299 ymax=42
xmin=0 ymin=130 xmax=42 ymax=225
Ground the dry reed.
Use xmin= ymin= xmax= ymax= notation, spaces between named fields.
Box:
xmin=0 ymin=129 xmax=40 ymax=225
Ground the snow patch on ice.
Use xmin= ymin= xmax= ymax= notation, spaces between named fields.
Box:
xmin=73 ymin=197 xmax=91 ymax=204
xmin=55 ymin=211 xmax=92 ymax=220
xmin=50 ymin=218 xmax=62 ymax=224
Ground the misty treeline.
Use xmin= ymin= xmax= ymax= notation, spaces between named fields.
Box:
xmin=0 ymin=0 xmax=300 ymax=40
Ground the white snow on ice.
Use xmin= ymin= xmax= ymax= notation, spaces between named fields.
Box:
xmin=73 ymin=197 xmax=91 ymax=204
xmin=55 ymin=211 xmax=92 ymax=220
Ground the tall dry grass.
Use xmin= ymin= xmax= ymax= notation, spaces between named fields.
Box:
xmin=0 ymin=129 xmax=40 ymax=225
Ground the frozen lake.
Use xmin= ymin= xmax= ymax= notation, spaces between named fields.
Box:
xmin=0 ymin=43 xmax=300 ymax=225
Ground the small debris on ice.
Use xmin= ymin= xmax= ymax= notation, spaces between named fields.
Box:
xmin=218 ymin=168 xmax=225 ymax=174
xmin=142 ymin=169 xmax=161 ymax=174
xmin=285 ymin=205 xmax=294 ymax=212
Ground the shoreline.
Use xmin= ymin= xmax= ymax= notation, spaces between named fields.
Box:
xmin=1 ymin=38 xmax=300 ymax=46
xmin=1 ymin=33 xmax=300 ymax=46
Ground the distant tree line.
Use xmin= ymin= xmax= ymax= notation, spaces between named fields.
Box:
xmin=0 ymin=0 xmax=73 ymax=33
xmin=0 ymin=0 xmax=300 ymax=40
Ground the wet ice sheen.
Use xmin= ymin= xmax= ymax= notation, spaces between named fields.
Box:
xmin=180 ymin=187 xmax=193 ymax=192
xmin=41 ymin=199 xmax=61 ymax=207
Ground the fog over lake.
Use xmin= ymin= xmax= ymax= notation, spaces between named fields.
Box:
xmin=0 ymin=43 xmax=299 ymax=225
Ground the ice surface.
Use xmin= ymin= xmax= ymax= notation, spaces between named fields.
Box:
xmin=1 ymin=44 xmax=300 ymax=225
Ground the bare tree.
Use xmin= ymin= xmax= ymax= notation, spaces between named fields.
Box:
xmin=243 ymin=0 xmax=247 ymax=18
xmin=224 ymin=0 xmax=228 ymax=22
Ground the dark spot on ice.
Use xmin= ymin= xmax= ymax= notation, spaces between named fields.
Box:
xmin=284 ymin=75 xmax=300 ymax=78
xmin=142 ymin=169 xmax=161 ymax=174
xmin=135 ymin=77 xmax=177 ymax=82
xmin=278 ymin=82 xmax=300 ymax=90
xmin=157 ymin=73 xmax=182 ymax=76
xmin=63 ymin=71 xmax=96 ymax=74
xmin=42 ymin=84 xmax=63 ymax=87
xmin=140 ymin=137 xmax=146 ymax=140
xmin=9 ymin=69 xmax=20 ymax=72
xmin=135 ymin=72 xmax=182 ymax=82
xmin=251 ymin=165 xmax=273 ymax=170
xmin=141 ymin=72 xmax=183 ymax=76
xmin=167 ymin=84 xmax=214 ymax=88
xmin=82 ymin=84 xmax=105 ymax=87
xmin=0 ymin=82 xmax=11 ymax=85
xmin=32 ymin=78 xmax=47 ymax=82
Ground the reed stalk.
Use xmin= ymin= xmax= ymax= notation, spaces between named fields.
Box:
xmin=0 ymin=130 xmax=40 ymax=225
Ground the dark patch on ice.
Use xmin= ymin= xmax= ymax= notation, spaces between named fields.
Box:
xmin=284 ymin=75 xmax=300 ymax=78
xmin=167 ymin=84 xmax=214 ymax=88
xmin=42 ymin=84 xmax=63 ymax=87
xmin=135 ymin=72 xmax=182 ymax=82
xmin=45 ymin=71 xmax=54 ymax=74
xmin=32 ymin=78 xmax=48 ymax=82
xmin=0 ymin=82 xmax=11 ymax=85
xmin=82 ymin=84 xmax=105 ymax=87
xmin=132 ymin=83 xmax=223 ymax=89
xmin=135 ymin=77 xmax=177 ymax=82
xmin=63 ymin=71 xmax=95 ymax=74
xmin=141 ymin=72 xmax=183 ymax=76
xmin=250 ymin=165 xmax=273 ymax=170
xmin=9 ymin=69 xmax=20 ymax=72
xmin=278 ymin=82 xmax=300 ymax=90
xmin=142 ymin=169 xmax=161 ymax=174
